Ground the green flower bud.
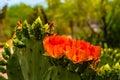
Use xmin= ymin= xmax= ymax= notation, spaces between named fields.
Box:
xmin=0 ymin=66 xmax=6 ymax=73
xmin=2 ymin=50 xmax=9 ymax=60
xmin=0 ymin=58 xmax=7 ymax=66
xmin=4 ymin=43 xmax=11 ymax=56
xmin=13 ymin=39 xmax=26 ymax=48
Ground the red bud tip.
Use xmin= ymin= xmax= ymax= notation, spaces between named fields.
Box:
xmin=17 ymin=20 xmax=22 ymax=25
xmin=49 ymin=22 xmax=54 ymax=27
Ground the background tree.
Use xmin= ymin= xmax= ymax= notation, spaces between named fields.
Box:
xmin=0 ymin=5 xmax=7 ymax=42
xmin=27 ymin=6 xmax=48 ymax=25
xmin=1 ymin=0 xmax=120 ymax=47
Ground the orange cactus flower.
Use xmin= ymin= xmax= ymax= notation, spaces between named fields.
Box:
xmin=89 ymin=45 xmax=101 ymax=60
xmin=43 ymin=35 xmax=101 ymax=63
xmin=43 ymin=36 xmax=72 ymax=58
xmin=65 ymin=40 xmax=90 ymax=63
xmin=65 ymin=40 xmax=101 ymax=63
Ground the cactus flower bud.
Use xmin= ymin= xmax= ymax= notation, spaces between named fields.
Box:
xmin=2 ymin=50 xmax=9 ymax=60
xmin=49 ymin=22 xmax=54 ymax=27
xmin=17 ymin=20 xmax=22 ymax=25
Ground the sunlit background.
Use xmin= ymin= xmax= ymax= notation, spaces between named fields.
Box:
xmin=0 ymin=0 xmax=120 ymax=48
xmin=0 ymin=0 xmax=47 ymax=8
xmin=0 ymin=0 xmax=120 ymax=79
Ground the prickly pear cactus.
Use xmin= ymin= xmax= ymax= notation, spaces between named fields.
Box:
xmin=0 ymin=17 xmax=82 ymax=80
xmin=0 ymin=17 xmax=53 ymax=80
xmin=1 ymin=42 xmax=24 ymax=80
xmin=10 ymin=18 xmax=54 ymax=80
xmin=0 ymin=17 xmax=81 ymax=80
xmin=12 ymin=18 xmax=52 ymax=80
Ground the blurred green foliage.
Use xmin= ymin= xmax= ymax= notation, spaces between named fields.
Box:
xmin=7 ymin=3 xmax=33 ymax=28
xmin=45 ymin=0 xmax=120 ymax=47
xmin=81 ymin=43 xmax=120 ymax=80
xmin=0 ymin=0 xmax=120 ymax=47
xmin=0 ymin=5 xmax=8 ymax=42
